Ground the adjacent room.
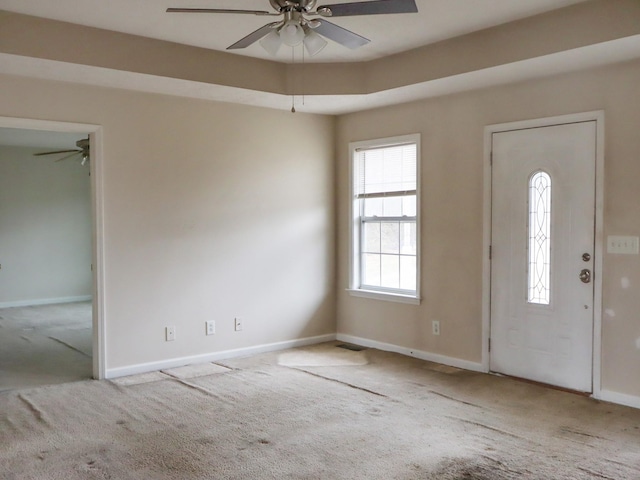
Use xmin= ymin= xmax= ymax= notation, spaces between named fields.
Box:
xmin=0 ymin=128 xmax=93 ymax=391
xmin=1 ymin=0 xmax=640 ymax=478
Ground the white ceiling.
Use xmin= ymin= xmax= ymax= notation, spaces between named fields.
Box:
xmin=0 ymin=0 xmax=589 ymax=63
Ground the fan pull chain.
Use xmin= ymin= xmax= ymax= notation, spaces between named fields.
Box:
xmin=291 ymin=47 xmax=296 ymax=113
xmin=302 ymin=44 xmax=305 ymax=107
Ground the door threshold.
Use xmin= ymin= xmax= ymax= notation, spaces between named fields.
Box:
xmin=491 ymin=371 xmax=592 ymax=397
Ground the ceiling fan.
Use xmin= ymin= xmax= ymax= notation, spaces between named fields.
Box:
xmin=167 ymin=0 xmax=418 ymax=57
xmin=34 ymin=137 xmax=90 ymax=166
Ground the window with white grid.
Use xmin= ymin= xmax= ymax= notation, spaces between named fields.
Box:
xmin=350 ymin=135 xmax=420 ymax=302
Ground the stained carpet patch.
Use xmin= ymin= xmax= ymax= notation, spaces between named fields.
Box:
xmin=277 ymin=343 xmax=368 ymax=367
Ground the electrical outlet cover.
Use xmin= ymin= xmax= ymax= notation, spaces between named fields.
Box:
xmin=166 ymin=326 xmax=176 ymax=341
xmin=432 ymin=320 xmax=440 ymax=336
xmin=206 ymin=321 xmax=215 ymax=335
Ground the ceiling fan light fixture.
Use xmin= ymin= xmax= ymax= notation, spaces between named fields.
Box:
xmin=303 ymin=29 xmax=328 ymax=56
xmin=279 ymin=20 xmax=305 ymax=46
xmin=260 ymin=30 xmax=282 ymax=55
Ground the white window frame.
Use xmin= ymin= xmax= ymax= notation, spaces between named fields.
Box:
xmin=348 ymin=134 xmax=421 ymax=305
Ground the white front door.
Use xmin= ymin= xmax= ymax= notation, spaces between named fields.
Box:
xmin=490 ymin=121 xmax=596 ymax=392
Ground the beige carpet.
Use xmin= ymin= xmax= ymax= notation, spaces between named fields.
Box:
xmin=0 ymin=302 xmax=92 ymax=392
xmin=2 ymin=343 xmax=640 ymax=479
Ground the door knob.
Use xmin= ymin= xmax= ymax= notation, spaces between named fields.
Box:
xmin=579 ymin=269 xmax=591 ymax=284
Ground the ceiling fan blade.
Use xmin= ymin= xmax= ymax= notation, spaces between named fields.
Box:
xmin=166 ymin=8 xmax=276 ymax=16
xmin=314 ymin=20 xmax=369 ymax=49
xmin=34 ymin=149 xmax=79 ymax=156
xmin=54 ymin=152 xmax=81 ymax=163
xmin=227 ymin=23 xmax=279 ymax=50
xmin=317 ymin=0 xmax=417 ymax=17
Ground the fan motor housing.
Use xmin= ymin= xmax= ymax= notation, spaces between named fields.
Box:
xmin=269 ymin=0 xmax=317 ymax=12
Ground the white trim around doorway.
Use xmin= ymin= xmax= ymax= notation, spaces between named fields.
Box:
xmin=482 ymin=111 xmax=605 ymax=400
xmin=0 ymin=116 xmax=106 ymax=380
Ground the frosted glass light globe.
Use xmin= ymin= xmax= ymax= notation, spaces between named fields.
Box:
xmin=280 ymin=21 xmax=304 ymax=46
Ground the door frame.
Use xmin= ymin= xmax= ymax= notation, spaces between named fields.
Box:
xmin=482 ymin=111 xmax=604 ymax=398
xmin=0 ymin=116 xmax=106 ymax=380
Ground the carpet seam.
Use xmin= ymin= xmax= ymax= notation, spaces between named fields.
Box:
xmin=46 ymin=336 xmax=91 ymax=358
xmin=290 ymin=367 xmax=389 ymax=398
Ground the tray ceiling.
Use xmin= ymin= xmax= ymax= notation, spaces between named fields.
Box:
xmin=0 ymin=0 xmax=588 ymax=63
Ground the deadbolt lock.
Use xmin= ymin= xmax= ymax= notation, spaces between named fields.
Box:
xmin=582 ymin=253 xmax=591 ymax=262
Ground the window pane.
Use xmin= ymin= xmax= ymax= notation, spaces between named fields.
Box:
xmin=362 ymin=253 xmax=381 ymax=286
xmin=363 ymin=222 xmax=381 ymax=253
xmin=381 ymin=254 xmax=400 ymax=289
xmin=382 ymin=197 xmax=402 ymax=217
xmin=400 ymin=255 xmax=417 ymax=291
xmin=528 ymin=171 xmax=551 ymax=305
xmin=364 ymin=197 xmax=383 ymax=217
xmin=400 ymin=222 xmax=416 ymax=255
xmin=381 ymin=222 xmax=400 ymax=254
xmin=402 ymin=195 xmax=417 ymax=217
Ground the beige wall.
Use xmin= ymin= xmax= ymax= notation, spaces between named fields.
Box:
xmin=0 ymin=145 xmax=92 ymax=305
xmin=0 ymin=75 xmax=335 ymax=371
xmin=2 ymin=56 xmax=640 ymax=399
xmin=336 ymin=59 xmax=640 ymax=398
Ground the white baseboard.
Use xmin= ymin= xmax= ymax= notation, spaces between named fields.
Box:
xmin=106 ymin=333 xmax=337 ymax=379
xmin=596 ymin=390 xmax=640 ymax=410
xmin=336 ymin=333 xmax=485 ymax=373
xmin=0 ymin=295 xmax=92 ymax=309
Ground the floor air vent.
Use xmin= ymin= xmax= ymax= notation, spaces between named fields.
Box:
xmin=336 ymin=343 xmax=367 ymax=352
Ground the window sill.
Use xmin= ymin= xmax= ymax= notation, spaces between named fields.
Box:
xmin=346 ymin=289 xmax=421 ymax=305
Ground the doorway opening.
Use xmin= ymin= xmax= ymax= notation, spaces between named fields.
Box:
xmin=482 ymin=111 xmax=604 ymax=397
xmin=0 ymin=117 xmax=104 ymax=390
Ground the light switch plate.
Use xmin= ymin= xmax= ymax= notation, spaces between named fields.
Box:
xmin=607 ymin=235 xmax=639 ymax=254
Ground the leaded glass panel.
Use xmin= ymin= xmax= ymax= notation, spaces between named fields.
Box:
xmin=528 ymin=171 xmax=551 ymax=305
